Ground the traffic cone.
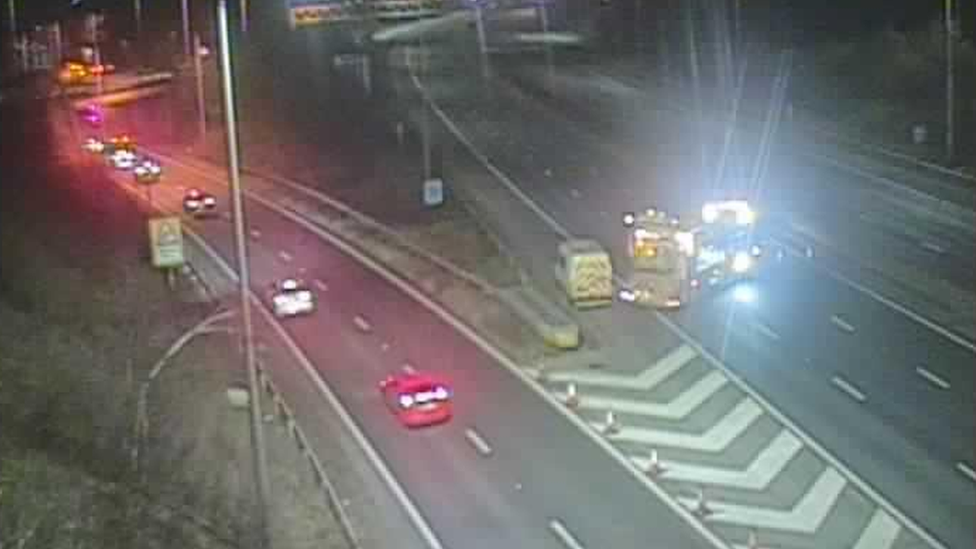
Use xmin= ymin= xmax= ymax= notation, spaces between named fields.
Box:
xmin=564 ymin=382 xmax=580 ymax=408
xmin=603 ymin=410 xmax=620 ymax=435
xmin=692 ymin=486 xmax=712 ymax=517
xmin=646 ymin=449 xmax=666 ymax=478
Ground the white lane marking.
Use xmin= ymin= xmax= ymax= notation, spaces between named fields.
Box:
xmin=548 ymin=344 xmax=696 ymax=391
xmin=176 ymin=225 xmax=445 ymax=549
xmin=956 ymin=462 xmax=976 ymax=483
xmin=920 ymin=241 xmax=945 ymax=254
xmin=632 ymin=430 xmax=802 ymax=490
xmin=464 ymin=428 xmax=493 ymax=456
xmin=353 ymin=315 xmax=372 ymax=332
xmin=406 ymin=87 xmax=950 ymax=549
xmin=830 ymin=314 xmax=855 ymax=333
xmin=250 ymin=228 xmax=262 ymax=239
xmin=314 ymin=279 xmax=329 ymax=292
xmin=853 ymin=510 xmax=901 ymax=549
xmin=771 ymin=236 xmax=975 ymax=354
xmin=548 ymin=519 xmax=587 ymax=549
xmin=679 ymin=468 xmax=846 ymax=533
xmin=753 ymin=321 xmax=780 ymax=341
xmin=831 ymin=375 xmax=867 ymax=403
xmin=915 ymin=367 xmax=950 ymax=390
xmin=604 ymin=398 xmax=763 ymax=452
xmin=555 ymin=371 xmax=727 ymax=420
xmin=278 ymin=251 xmax=293 ymax=262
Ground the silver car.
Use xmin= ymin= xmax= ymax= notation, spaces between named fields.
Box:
xmin=269 ymin=278 xmax=316 ymax=318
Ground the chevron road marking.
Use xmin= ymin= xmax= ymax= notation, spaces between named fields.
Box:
xmin=631 ymin=431 xmax=803 ymax=490
xmin=548 ymin=344 xmax=697 ymax=391
xmin=680 ymin=468 xmax=846 ymax=533
xmin=853 ymin=510 xmax=901 ymax=549
xmin=554 ymin=371 xmax=727 ymax=420
xmin=600 ymin=399 xmax=763 ymax=452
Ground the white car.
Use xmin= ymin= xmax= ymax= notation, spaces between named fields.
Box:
xmin=83 ymin=137 xmax=105 ymax=154
xmin=133 ymin=158 xmax=162 ymax=183
xmin=269 ymin=278 xmax=315 ymax=318
xmin=110 ymin=149 xmax=137 ymax=170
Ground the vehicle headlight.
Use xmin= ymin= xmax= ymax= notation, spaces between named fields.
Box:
xmin=296 ymin=291 xmax=312 ymax=302
xmin=732 ymin=251 xmax=752 ymax=273
xmin=434 ymin=386 xmax=449 ymax=400
xmin=398 ymin=394 xmax=414 ymax=408
xmin=203 ymin=197 xmax=216 ymax=205
xmin=185 ymin=199 xmax=200 ymax=208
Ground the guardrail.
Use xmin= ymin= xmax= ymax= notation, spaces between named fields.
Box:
xmin=256 ymin=360 xmax=361 ymax=549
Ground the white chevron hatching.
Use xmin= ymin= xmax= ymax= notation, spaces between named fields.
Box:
xmin=548 ymin=344 xmax=697 ymax=391
xmin=631 ymin=430 xmax=802 ymax=490
xmin=554 ymin=371 xmax=727 ymax=420
xmin=679 ymin=468 xmax=846 ymax=533
xmin=853 ymin=510 xmax=900 ymax=549
xmin=597 ymin=398 xmax=763 ymax=452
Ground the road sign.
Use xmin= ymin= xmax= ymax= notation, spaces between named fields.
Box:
xmin=423 ymin=178 xmax=444 ymax=207
xmin=287 ymin=0 xmax=358 ymax=28
xmin=148 ymin=216 xmax=185 ymax=268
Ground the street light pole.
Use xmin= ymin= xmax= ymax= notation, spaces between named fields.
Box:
xmin=134 ymin=0 xmax=142 ymax=38
xmin=6 ymin=0 xmax=15 ymax=38
xmin=216 ymin=1 xmax=270 ymax=548
xmin=241 ymin=0 xmax=249 ymax=33
xmin=944 ymin=0 xmax=955 ymax=162
xmin=181 ymin=0 xmax=192 ymax=59
xmin=194 ymin=32 xmax=207 ymax=141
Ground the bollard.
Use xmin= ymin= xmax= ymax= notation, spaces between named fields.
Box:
xmin=603 ymin=410 xmax=620 ymax=435
xmin=646 ymin=449 xmax=666 ymax=478
xmin=693 ymin=485 xmax=711 ymax=517
xmin=564 ymin=382 xmax=580 ymax=408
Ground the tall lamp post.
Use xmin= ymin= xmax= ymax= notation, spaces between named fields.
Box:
xmin=181 ymin=0 xmax=192 ymax=59
xmin=944 ymin=0 xmax=956 ymax=162
xmin=215 ymin=1 xmax=271 ymax=547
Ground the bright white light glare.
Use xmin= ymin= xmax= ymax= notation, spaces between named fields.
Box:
xmin=185 ymin=199 xmax=200 ymax=208
xmin=296 ymin=291 xmax=312 ymax=302
xmin=675 ymin=231 xmax=695 ymax=255
xmin=618 ymin=289 xmax=636 ymax=302
xmin=398 ymin=394 xmax=414 ymax=408
xmin=282 ymin=279 xmax=299 ymax=291
xmin=434 ymin=386 xmax=449 ymax=400
xmin=751 ymin=244 xmax=762 ymax=256
xmin=203 ymin=197 xmax=216 ymax=205
xmin=737 ymin=206 xmax=756 ymax=225
xmin=732 ymin=251 xmax=752 ymax=273
xmin=702 ymin=203 xmax=718 ymax=224
xmin=623 ymin=212 xmax=635 ymax=226
xmin=733 ymin=284 xmax=757 ymax=304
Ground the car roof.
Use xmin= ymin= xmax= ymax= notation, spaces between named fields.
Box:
xmin=392 ymin=373 xmax=447 ymax=393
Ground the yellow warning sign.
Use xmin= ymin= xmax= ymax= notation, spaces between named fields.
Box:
xmin=148 ymin=216 xmax=185 ymax=268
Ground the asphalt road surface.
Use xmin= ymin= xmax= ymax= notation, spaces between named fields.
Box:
xmin=54 ymin=93 xmax=720 ymax=549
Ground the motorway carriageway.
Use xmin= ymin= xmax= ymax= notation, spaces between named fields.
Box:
xmin=397 ymin=42 xmax=974 ymax=549
xmin=58 ymin=108 xmax=719 ymax=549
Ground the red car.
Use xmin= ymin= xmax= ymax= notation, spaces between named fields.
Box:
xmin=380 ymin=373 xmax=453 ymax=428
